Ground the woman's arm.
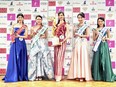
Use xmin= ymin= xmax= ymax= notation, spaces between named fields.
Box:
xmin=73 ymin=25 xmax=77 ymax=37
xmin=93 ymin=29 xmax=99 ymax=41
xmin=30 ymin=27 xmax=34 ymax=38
xmin=106 ymin=29 xmax=110 ymax=40
xmin=10 ymin=24 xmax=15 ymax=35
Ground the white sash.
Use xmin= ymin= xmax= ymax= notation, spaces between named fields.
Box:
xmin=31 ymin=26 xmax=48 ymax=48
xmin=74 ymin=24 xmax=88 ymax=42
xmin=93 ymin=27 xmax=107 ymax=52
xmin=76 ymin=24 xmax=88 ymax=35
xmin=73 ymin=24 xmax=88 ymax=48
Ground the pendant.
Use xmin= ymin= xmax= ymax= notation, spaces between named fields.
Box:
xmin=59 ymin=35 xmax=64 ymax=39
xmin=19 ymin=37 xmax=23 ymax=41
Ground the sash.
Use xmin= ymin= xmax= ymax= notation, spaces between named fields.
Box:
xmin=93 ymin=27 xmax=107 ymax=52
xmin=11 ymin=25 xmax=26 ymax=43
xmin=31 ymin=26 xmax=48 ymax=48
xmin=73 ymin=24 xmax=88 ymax=48
xmin=76 ymin=24 xmax=88 ymax=36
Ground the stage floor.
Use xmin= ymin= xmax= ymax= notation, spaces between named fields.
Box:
xmin=0 ymin=76 xmax=116 ymax=87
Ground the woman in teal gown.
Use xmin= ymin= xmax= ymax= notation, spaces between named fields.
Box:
xmin=91 ymin=17 xmax=116 ymax=82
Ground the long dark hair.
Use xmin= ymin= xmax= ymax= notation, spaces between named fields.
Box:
xmin=77 ymin=12 xmax=85 ymax=18
xmin=35 ymin=15 xmax=43 ymax=26
xmin=17 ymin=13 xmax=24 ymax=24
xmin=56 ymin=12 xmax=66 ymax=27
xmin=97 ymin=17 xmax=105 ymax=28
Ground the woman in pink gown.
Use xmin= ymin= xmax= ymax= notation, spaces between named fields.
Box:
xmin=53 ymin=12 xmax=69 ymax=82
xmin=67 ymin=12 xmax=92 ymax=81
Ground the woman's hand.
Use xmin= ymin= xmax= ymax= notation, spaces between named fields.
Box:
xmin=74 ymin=33 xmax=81 ymax=38
xmin=59 ymin=42 xmax=63 ymax=45
xmin=40 ymin=34 xmax=46 ymax=38
xmin=102 ymin=36 xmax=106 ymax=42
xmin=15 ymin=33 xmax=20 ymax=38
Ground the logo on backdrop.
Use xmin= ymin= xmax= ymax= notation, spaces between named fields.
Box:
xmin=32 ymin=0 xmax=40 ymax=7
xmin=56 ymin=7 xmax=64 ymax=13
xmin=106 ymin=0 xmax=114 ymax=6
xmin=0 ymin=8 xmax=7 ymax=13
xmin=7 ymin=14 xmax=15 ymax=20
xmin=106 ymin=20 xmax=115 ymax=27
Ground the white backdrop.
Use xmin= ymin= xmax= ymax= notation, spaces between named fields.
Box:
xmin=0 ymin=0 xmax=116 ymax=75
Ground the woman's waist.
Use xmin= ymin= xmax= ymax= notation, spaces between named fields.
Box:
xmin=31 ymin=39 xmax=48 ymax=48
xmin=101 ymin=40 xmax=108 ymax=43
xmin=15 ymin=37 xmax=25 ymax=41
xmin=74 ymin=37 xmax=88 ymax=42
xmin=31 ymin=38 xmax=47 ymax=43
xmin=56 ymin=34 xmax=66 ymax=39
xmin=74 ymin=37 xmax=87 ymax=40
xmin=32 ymin=37 xmax=47 ymax=40
xmin=53 ymin=35 xmax=66 ymax=43
xmin=14 ymin=38 xmax=26 ymax=45
xmin=94 ymin=40 xmax=108 ymax=43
